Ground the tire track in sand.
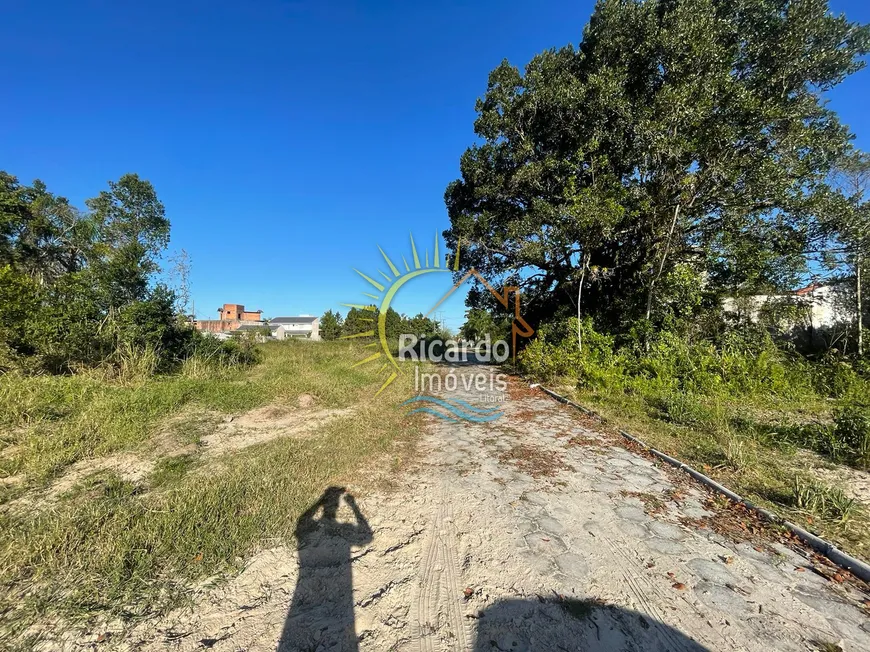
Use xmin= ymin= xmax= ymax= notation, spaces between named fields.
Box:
xmin=414 ymin=490 xmax=470 ymax=652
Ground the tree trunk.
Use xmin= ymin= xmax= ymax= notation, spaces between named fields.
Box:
xmin=858 ymin=252 xmax=864 ymax=357
xmin=645 ymin=203 xmax=681 ymax=322
xmin=577 ymin=253 xmax=590 ymax=352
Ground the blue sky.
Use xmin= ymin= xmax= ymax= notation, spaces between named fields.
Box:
xmin=3 ymin=1 xmax=869 ymax=332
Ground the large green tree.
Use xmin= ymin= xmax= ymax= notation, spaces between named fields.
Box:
xmin=320 ymin=310 xmax=344 ymax=341
xmin=86 ymin=173 xmax=170 ymax=308
xmin=1 ymin=173 xmax=95 ymax=284
xmin=444 ymin=0 xmax=870 ymax=334
xmin=0 ymin=171 xmax=192 ymax=373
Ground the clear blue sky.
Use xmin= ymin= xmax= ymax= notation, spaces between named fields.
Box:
xmin=3 ymin=1 xmax=869 ymax=331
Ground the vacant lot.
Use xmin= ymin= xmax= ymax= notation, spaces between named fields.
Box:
xmin=0 ymin=341 xmax=422 ymax=647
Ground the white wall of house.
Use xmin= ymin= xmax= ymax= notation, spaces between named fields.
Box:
xmin=271 ymin=319 xmax=320 ymax=341
xmin=722 ymin=285 xmax=854 ymax=329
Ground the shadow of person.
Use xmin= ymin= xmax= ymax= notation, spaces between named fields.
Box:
xmin=473 ymin=598 xmax=711 ymax=652
xmin=278 ymin=486 xmax=373 ymax=652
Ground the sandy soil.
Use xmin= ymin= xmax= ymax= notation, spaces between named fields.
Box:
xmin=38 ymin=369 xmax=870 ymax=651
xmin=3 ymin=397 xmax=353 ymax=515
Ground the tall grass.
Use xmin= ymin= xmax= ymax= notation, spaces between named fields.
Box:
xmin=0 ymin=340 xmax=397 ymax=484
xmin=0 ymin=340 xmax=422 ymax=643
xmin=518 ymin=317 xmax=870 ymax=558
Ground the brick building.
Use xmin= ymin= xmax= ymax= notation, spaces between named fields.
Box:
xmin=195 ymin=303 xmax=265 ymax=333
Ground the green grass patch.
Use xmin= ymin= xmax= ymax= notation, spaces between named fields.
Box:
xmin=148 ymin=454 xmax=198 ymax=488
xmin=0 ymin=340 xmax=424 ymax=644
xmin=0 ymin=340 xmax=396 ymax=485
xmin=519 ymin=317 xmax=870 ymax=559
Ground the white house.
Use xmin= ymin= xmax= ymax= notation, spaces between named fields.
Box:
xmin=722 ymin=282 xmax=854 ymax=330
xmin=269 ymin=315 xmax=320 ymax=341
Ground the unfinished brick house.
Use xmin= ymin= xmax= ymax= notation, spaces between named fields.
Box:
xmin=195 ymin=303 xmax=265 ymax=333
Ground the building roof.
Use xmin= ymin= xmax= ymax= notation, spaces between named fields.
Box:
xmin=794 ymin=282 xmax=825 ymax=296
xmin=234 ymin=323 xmax=267 ymax=332
xmin=270 ymin=316 xmax=318 ymax=324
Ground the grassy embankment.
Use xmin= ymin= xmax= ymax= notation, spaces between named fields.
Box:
xmin=0 ymin=340 xmax=421 ymax=643
xmin=520 ymin=322 xmax=870 ymax=561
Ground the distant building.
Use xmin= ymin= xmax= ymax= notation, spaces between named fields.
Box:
xmin=269 ymin=315 xmax=320 ymax=341
xmin=219 ymin=303 xmax=263 ymax=322
xmin=195 ymin=303 xmax=266 ymax=334
xmin=722 ymin=282 xmax=854 ymax=330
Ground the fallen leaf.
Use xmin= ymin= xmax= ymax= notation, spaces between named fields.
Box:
xmin=672 ymin=582 xmax=686 ymax=590
xmin=795 ymin=567 xmax=805 ymax=573
xmin=193 ymin=552 xmax=203 ymax=563
xmin=463 ymin=587 xmax=474 ymax=599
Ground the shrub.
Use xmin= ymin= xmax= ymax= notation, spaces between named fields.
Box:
xmin=833 ymin=403 xmax=870 ymax=467
xmin=0 ymin=266 xmax=41 ymax=368
xmin=518 ymin=317 xmax=618 ymax=387
xmin=651 ymin=391 xmax=717 ymax=427
xmin=812 ymin=354 xmax=866 ymax=399
xmin=790 ymin=476 xmax=860 ymax=525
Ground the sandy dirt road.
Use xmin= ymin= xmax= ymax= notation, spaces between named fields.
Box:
xmin=102 ymin=365 xmax=870 ymax=652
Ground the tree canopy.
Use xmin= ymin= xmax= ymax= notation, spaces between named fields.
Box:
xmin=445 ymin=0 xmax=870 ymax=336
xmin=0 ymin=172 xmax=236 ymax=373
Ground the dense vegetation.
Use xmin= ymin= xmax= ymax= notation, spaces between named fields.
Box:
xmin=0 ymin=172 xmax=254 ymax=376
xmin=446 ymin=0 xmax=870 ymax=348
xmin=449 ymin=0 xmax=870 ymax=544
xmin=322 ymin=306 xmax=449 ymax=345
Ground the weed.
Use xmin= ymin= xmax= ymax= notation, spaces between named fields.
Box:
xmin=813 ymin=641 xmax=844 ymax=652
xmin=720 ymin=435 xmax=752 ymax=472
xmin=652 ymin=392 xmax=715 ymax=427
xmin=0 ymin=341 xmax=424 ymax=639
xmin=833 ymin=404 xmax=870 ymax=468
xmin=790 ymin=476 xmax=859 ymax=526
xmin=149 ymin=454 xmax=198 ymax=488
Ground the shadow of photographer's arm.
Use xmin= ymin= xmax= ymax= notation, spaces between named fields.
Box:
xmin=295 ymin=499 xmax=324 ymax=539
xmin=345 ymin=494 xmax=373 ymax=543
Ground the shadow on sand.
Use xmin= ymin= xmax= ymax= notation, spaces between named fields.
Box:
xmin=278 ymin=486 xmax=372 ymax=652
xmin=472 ymin=597 xmax=710 ymax=651
xmin=278 ymin=488 xmax=708 ymax=652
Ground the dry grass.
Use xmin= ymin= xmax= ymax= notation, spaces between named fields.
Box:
xmin=499 ymin=443 xmax=574 ymax=477
xmin=556 ymin=383 xmax=870 ymax=563
xmin=0 ymin=341 xmax=425 ymax=647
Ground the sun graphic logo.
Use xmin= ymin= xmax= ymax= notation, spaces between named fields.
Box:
xmin=341 ymin=234 xmax=535 ymax=407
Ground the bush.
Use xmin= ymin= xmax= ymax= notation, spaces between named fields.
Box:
xmin=652 ymin=391 xmax=717 ymax=427
xmin=834 ymin=403 xmax=870 ymax=467
xmin=0 ymin=266 xmax=41 ymax=367
xmin=523 ymin=316 xmax=818 ymax=400
xmin=518 ymin=317 xmax=620 ymax=387
xmin=790 ymin=476 xmax=860 ymax=525
xmin=811 ymin=354 xmax=866 ymax=399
